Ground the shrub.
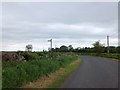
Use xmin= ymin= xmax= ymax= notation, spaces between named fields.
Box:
xmin=17 ymin=51 xmax=40 ymax=61
xmin=2 ymin=55 xmax=77 ymax=88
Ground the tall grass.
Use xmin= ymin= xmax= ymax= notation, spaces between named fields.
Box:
xmin=99 ymin=53 xmax=120 ymax=60
xmin=80 ymin=53 xmax=120 ymax=60
xmin=2 ymin=55 xmax=77 ymax=88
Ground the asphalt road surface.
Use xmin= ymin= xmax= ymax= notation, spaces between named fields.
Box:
xmin=60 ymin=55 xmax=118 ymax=88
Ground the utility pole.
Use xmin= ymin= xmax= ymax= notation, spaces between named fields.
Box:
xmin=48 ymin=39 xmax=52 ymax=51
xmin=55 ymin=45 xmax=56 ymax=49
xmin=107 ymin=35 xmax=109 ymax=53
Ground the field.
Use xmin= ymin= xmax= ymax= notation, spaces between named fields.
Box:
xmin=98 ymin=53 xmax=120 ymax=60
xmin=2 ymin=51 xmax=77 ymax=88
xmin=80 ymin=53 xmax=120 ymax=60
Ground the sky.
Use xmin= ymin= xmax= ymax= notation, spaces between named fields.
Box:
xmin=2 ymin=2 xmax=118 ymax=51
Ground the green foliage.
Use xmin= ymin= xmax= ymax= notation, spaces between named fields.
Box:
xmin=100 ymin=53 xmax=120 ymax=60
xmin=93 ymin=41 xmax=104 ymax=55
xmin=2 ymin=55 xmax=77 ymax=88
xmin=68 ymin=45 xmax=73 ymax=52
xmin=80 ymin=53 xmax=120 ymax=60
xmin=116 ymin=46 xmax=120 ymax=53
xmin=17 ymin=51 xmax=45 ymax=61
xmin=16 ymin=51 xmax=65 ymax=61
xmin=45 ymin=44 xmax=119 ymax=54
xmin=59 ymin=45 xmax=68 ymax=52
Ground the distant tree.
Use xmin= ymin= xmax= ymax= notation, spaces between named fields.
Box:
xmin=51 ymin=48 xmax=55 ymax=52
xmin=117 ymin=46 xmax=120 ymax=53
xmin=84 ymin=47 xmax=92 ymax=53
xmin=68 ymin=45 xmax=73 ymax=52
xmin=103 ymin=47 xmax=107 ymax=53
xmin=93 ymin=41 xmax=104 ymax=55
xmin=84 ymin=47 xmax=88 ymax=52
xmin=109 ymin=46 xmax=117 ymax=53
xmin=74 ymin=47 xmax=80 ymax=53
xmin=25 ymin=44 xmax=33 ymax=52
xmin=60 ymin=45 xmax=68 ymax=52
xmin=55 ymin=48 xmax=60 ymax=52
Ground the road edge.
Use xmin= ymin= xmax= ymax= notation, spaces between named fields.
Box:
xmin=48 ymin=57 xmax=83 ymax=88
xmin=22 ymin=57 xmax=82 ymax=88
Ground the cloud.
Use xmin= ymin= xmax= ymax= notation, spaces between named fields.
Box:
xmin=2 ymin=2 xmax=118 ymax=51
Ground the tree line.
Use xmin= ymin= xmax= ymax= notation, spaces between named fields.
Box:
xmin=51 ymin=41 xmax=120 ymax=54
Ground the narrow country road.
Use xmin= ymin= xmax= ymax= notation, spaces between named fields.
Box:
xmin=60 ymin=55 xmax=118 ymax=88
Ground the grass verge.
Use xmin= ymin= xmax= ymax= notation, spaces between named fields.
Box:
xmin=48 ymin=57 xmax=82 ymax=88
xmin=3 ymin=55 xmax=77 ymax=88
xmin=22 ymin=57 xmax=82 ymax=88
xmin=90 ymin=55 xmax=120 ymax=62
xmin=80 ymin=54 xmax=120 ymax=62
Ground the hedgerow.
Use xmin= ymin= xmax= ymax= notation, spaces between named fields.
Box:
xmin=80 ymin=53 xmax=120 ymax=60
xmin=2 ymin=54 xmax=77 ymax=88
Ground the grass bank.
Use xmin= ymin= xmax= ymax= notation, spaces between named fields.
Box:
xmin=79 ymin=53 xmax=120 ymax=61
xmin=2 ymin=54 xmax=78 ymax=88
xmin=22 ymin=57 xmax=82 ymax=88
xmin=48 ymin=57 xmax=82 ymax=88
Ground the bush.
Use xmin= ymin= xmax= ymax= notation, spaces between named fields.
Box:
xmin=2 ymin=55 xmax=77 ymax=88
xmin=99 ymin=53 xmax=120 ymax=60
xmin=81 ymin=53 xmax=120 ymax=60
xmin=17 ymin=51 xmax=40 ymax=61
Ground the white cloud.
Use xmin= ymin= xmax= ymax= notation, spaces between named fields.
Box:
xmin=2 ymin=2 xmax=118 ymax=51
xmin=2 ymin=0 xmax=119 ymax=2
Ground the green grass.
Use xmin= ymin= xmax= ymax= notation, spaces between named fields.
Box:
xmin=47 ymin=58 xmax=82 ymax=88
xmin=80 ymin=53 xmax=120 ymax=60
xmin=2 ymin=55 xmax=77 ymax=88
xmin=99 ymin=53 xmax=120 ymax=60
xmin=0 ymin=61 xmax=2 ymax=90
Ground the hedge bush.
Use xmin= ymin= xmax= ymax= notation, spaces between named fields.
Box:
xmin=2 ymin=55 xmax=77 ymax=88
xmin=80 ymin=53 xmax=120 ymax=60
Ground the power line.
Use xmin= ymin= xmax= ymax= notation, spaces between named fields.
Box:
xmin=109 ymin=32 xmax=118 ymax=37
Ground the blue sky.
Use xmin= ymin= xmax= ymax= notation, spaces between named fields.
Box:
xmin=2 ymin=2 xmax=118 ymax=51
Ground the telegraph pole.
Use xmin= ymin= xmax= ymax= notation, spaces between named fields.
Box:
xmin=107 ymin=35 xmax=109 ymax=53
xmin=48 ymin=39 xmax=52 ymax=51
xmin=51 ymin=39 xmax=52 ymax=50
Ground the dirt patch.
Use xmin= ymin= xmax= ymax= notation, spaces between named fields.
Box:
xmin=112 ymin=59 xmax=120 ymax=62
xmin=2 ymin=52 xmax=24 ymax=62
xmin=22 ymin=68 xmax=64 ymax=88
